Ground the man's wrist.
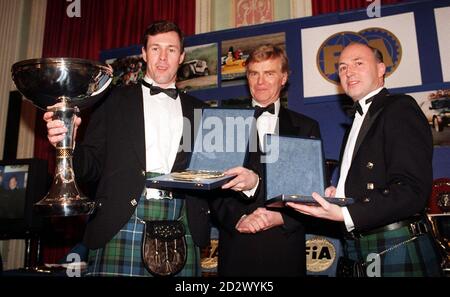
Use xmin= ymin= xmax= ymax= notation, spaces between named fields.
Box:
xmin=242 ymin=174 xmax=260 ymax=197
xmin=235 ymin=214 xmax=247 ymax=228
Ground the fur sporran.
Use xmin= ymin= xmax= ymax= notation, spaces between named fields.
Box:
xmin=142 ymin=220 xmax=187 ymax=276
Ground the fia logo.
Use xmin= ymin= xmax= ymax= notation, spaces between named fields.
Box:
xmin=316 ymin=28 xmax=402 ymax=85
xmin=305 ymin=237 xmax=336 ymax=272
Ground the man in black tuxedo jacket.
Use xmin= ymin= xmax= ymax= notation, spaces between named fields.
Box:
xmin=3 ymin=175 xmax=25 ymax=219
xmin=288 ymin=43 xmax=442 ymax=276
xmin=210 ymin=44 xmax=321 ymax=276
xmin=44 ymin=21 xmax=209 ymax=276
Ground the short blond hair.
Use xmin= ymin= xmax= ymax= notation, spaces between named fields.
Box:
xmin=246 ymin=44 xmax=289 ymax=74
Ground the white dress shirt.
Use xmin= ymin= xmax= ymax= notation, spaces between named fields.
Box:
xmin=336 ymin=87 xmax=383 ymax=231
xmin=242 ymin=99 xmax=280 ymax=197
xmin=142 ymin=77 xmax=183 ymax=197
xmin=253 ymin=99 xmax=280 ymax=148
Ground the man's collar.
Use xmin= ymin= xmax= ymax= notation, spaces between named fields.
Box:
xmin=143 ymin=76 xmax=176 ymax=89
xmin=355 ymin=86 xmax=383 ymax=115
xmin=358 ymin=87 xmax=383 ymax=108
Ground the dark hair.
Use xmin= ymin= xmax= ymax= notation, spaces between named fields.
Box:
xmin=366 ymin=44 xmax=385 ymax=79
xmin=8 ymin=175 xmax=18 ymax=190
xmin=245 ymin=44 xmax=289 ymax=74
xmin=142 ymin=20 xmax=184 ymax=53
xmin=370 ymin=46 xmax=384 ymax=63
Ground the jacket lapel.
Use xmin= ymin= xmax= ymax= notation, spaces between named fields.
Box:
xmin=180 ymin=93 xmax=195 ymax=133
xmin=277 ymin=106 xmax=297 ymax=135
xmin=351 ymin=88 xmax=390 ymax=162
xmin=120 ymin=84 xmax=146 ymax=168
xmin=171 ymin=93 xmax=197 ymax=172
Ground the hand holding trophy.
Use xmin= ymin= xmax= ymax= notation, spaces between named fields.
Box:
xmin=11 ymin=58 xmax=113 ymax=216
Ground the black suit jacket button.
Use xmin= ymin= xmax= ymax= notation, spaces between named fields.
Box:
xmin=363 ymin=197 xmax=370 ymax=203
xmin=366 ymin=162 xmax=374 ymax=169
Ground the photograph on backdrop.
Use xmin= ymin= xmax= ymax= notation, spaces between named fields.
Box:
xmin=176 ymin=43 xmax=218 ymax=92
xmin=221 ymin=32 xmax=285 ymax=87
xmin=105 ymin=54 xmax=146 ymax=86
xmin=0 ymin=164 xmax=28 ymax=219
xmin=409 ymin=89 xmax=450 ymax=146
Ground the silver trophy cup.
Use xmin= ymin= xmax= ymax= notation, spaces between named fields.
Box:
xmin=11 ymin=58 xmax=113 ymax=216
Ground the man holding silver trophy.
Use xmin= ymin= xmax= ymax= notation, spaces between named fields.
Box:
xmin=43 ymin=20 xmax=212 ymax=277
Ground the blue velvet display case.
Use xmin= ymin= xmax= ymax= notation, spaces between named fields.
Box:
xmin=146 ymin=108 xmax=256 ymax=190
xmin=264 ymin=135 xmax=354 ymax=207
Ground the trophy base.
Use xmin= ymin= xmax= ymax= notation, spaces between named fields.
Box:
xmin=35 ymin=199 xmax=96 ymax=217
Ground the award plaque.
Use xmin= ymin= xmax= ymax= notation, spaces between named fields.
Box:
xmin=264 ymin=135 xmax=354 ymax=208
xmin=266 ymin=195 xmax=354 ymax=208
xmin=170 ymin=170 xmax=225 ymax=181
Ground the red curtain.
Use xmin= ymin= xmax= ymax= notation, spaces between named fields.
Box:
xmin=42 ymin=0 xmax=195 ymax=60
xmin=34 ymin=0 xmax=195 ymax=264
xmin=312 ymin=0 xmax=405 ymax=15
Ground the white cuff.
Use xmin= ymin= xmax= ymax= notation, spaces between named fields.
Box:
xmin=242 ymin=178 xmax=259 ymax=198
xmin=342 ymin=206 xmax=355 ymax=232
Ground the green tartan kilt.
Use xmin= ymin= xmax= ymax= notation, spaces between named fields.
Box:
xmin=84 ymin=189 xmax=200 ymax=277
xmin=345 ymin=225 xmax=442 ymax=277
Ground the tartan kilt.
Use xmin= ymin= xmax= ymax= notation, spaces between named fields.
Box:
xmin=345 ymin=225 xmax=442 ymax=277
xmin=84 ymin=189 xmax=200 ymax=277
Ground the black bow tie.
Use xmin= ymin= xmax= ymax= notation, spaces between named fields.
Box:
xmin=141 ymin=80 xmax=178 ymax=99
xmin=351 ymin=101 xmax=363 ymax=116
xmin=349 ymin=97 xmax=374 ymax=117
xmin=254 ymin=103 xmax=275 ymax=119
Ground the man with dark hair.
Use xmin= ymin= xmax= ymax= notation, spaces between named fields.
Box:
xmin=210 ymin=44 xmax=321 ymax=276
xmin=44 ymin=20 xmax=210 ymax=276
xmin=7 ymin=175 xmax=18 ymax=191
xmin=288 ymin=42 xmax=442 ymax=276
xmin=1 ymin=175 xmax=25 ymax=219
xmin=142 ymin=20 xmax=184 ymax=53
